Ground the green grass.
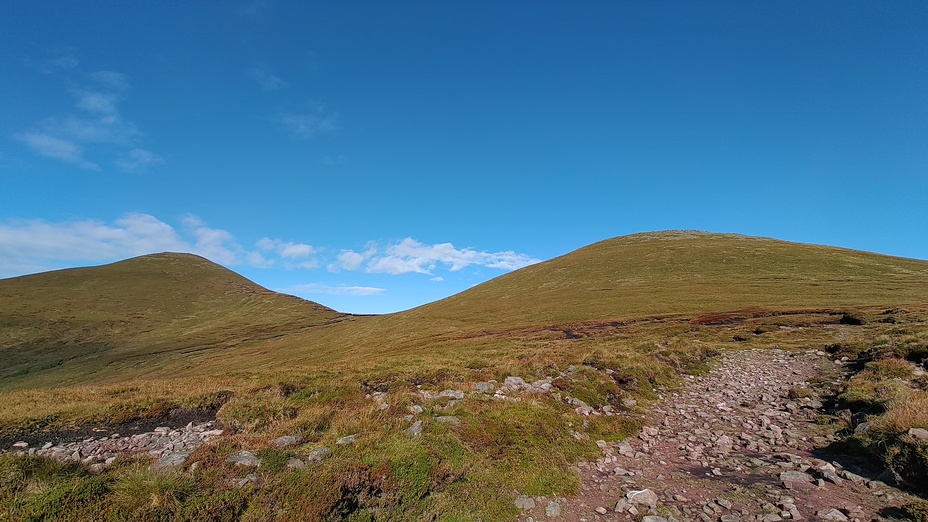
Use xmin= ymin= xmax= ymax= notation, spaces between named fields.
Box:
xmin=2 ymin=231 xmax=928 ymax=519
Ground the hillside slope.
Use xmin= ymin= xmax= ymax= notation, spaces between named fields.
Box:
xmin=400 ymin=230 xmax=928 ymax=327
xmin=207 ymin=230 xmax=928 ymax=380
xmin=4 ymin=232 xmax=928 ymax=389
xmin=0 ymin=253 xmax=345 ymax=390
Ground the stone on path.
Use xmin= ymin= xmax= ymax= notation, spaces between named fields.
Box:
xmin=626 ymin=488 xmax=658 ymax=508
xmin=514 ymin=495 xmax=536 ymax=510
xmin=545 ymin=500 xmax=561 ymax=517
xmin=779 ymin=470 xmax=815 ymax=489
xmin=816 ymin=509 xmax=849 ymax=522
xmin=151 ymin=450 xmax=191 ymax=471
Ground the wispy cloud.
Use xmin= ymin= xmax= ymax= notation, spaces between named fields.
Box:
xmin=280 ymin=102 xmax=337 ymax=139
xmin=48 ymin=54 xmax=79 ymax=70
xmin=89 ymin=70 xmax=129 ymax=90
xmin=16 ymin=66 xmax=160 ymax=172
xmin=236 ymin=0 xmax=269 ymax=17
xmin=114 ymin=148 xmax=164 ymax=171
xmin=249 ymin=68 xmax=287 ymax=91
xmin=337 ymin=238 xmax=540 ymax=275
xmin=0 ymin=214 xmax=540 ymax=286
xmin=281 ymin=283 xmax=386 ymax=296
xmin=15 ymin=132 xmax=99 ymax=170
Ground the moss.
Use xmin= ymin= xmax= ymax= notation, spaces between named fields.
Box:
xmin=257 ymin=448 xmax=290 ymax=473
xmin=883 ymin=438 xmax=928 ymax=496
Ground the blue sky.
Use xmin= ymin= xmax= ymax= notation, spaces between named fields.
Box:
xmin=1 ymin=2 xmax=926 ymax=314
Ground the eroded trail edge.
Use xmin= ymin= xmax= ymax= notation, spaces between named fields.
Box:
xmin=525 ymin=349 xmax=916 ymax=522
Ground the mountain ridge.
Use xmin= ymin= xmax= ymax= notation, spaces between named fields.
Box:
xmin=2 ymin=231 xmax=928 ymax=391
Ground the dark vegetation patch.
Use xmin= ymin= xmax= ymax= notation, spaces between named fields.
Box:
xmin=823 ymin=310 xmax=928 ymax=497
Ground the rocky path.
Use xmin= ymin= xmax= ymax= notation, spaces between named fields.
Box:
xmin=4 ymin=421 xmax=223 ymax=472
xmin=519 ymin=349 xmax=914 ymax=522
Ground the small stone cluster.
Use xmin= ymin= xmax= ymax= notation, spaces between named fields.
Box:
xmin=7 ymin=421 xmax=223 ymax=472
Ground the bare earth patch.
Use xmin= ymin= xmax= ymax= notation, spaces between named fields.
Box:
xmin=519 ymin=349 xmax=919 ymax=522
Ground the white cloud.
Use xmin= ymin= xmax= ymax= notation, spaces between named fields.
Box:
xmin=280 ymin=103 xmax=337 ymax=138
xmin=114 ymin=148 xmax=164 ymax=171
xmin=256 ymin=238 xmax=316 ymax=259
xmin=0 ymin=213 xmax=187 ymax=276
xmin=362 ymin=238 xmax=540 ymax=275
xmin=329 ymin=250 xmax=365 ymax=272
xmin=249 ymin=68 xmax=287 ymax=91
xmin=0 ymin=215 xmax=539 ymax=294
xmin=16 ymin=132 xmax=98 ymax=170
xmin=182 ymin=215 xmax=239 ymax=265
xmin=282 ymin=283 xmax=386 ymax=296
xmin=246 ymin=251 xmax=273 ymax=268
xmin=0 ymin=213 xmax=295 ymax=278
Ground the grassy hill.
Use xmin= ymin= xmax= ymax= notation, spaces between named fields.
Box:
xmin=0 ymin=253 xmax=345 ymax=390
xmin=404 ymin=230 xmax=928 ymax=326
xmin=229 ymin=230 xmax=928 ymax=376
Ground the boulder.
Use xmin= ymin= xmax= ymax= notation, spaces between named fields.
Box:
xmin=286 ymin=457 xmax=306 ymax=468
xmin=474 ymin=381 xmax=495 ymax=393
xmin=307 ymin=447 xmax=330 ymax=463
xmin=503 ymin=376 xmax=528 ymax=391
xmin=226 ymin=450 xmax=261 ymax=467
xmin=336 ymin=434 xmax=358 ymax=445
xmin=272 ymin=435 xmax=303 ymax=449
xmin=404 ymin=420 xmax=423 ymax=437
